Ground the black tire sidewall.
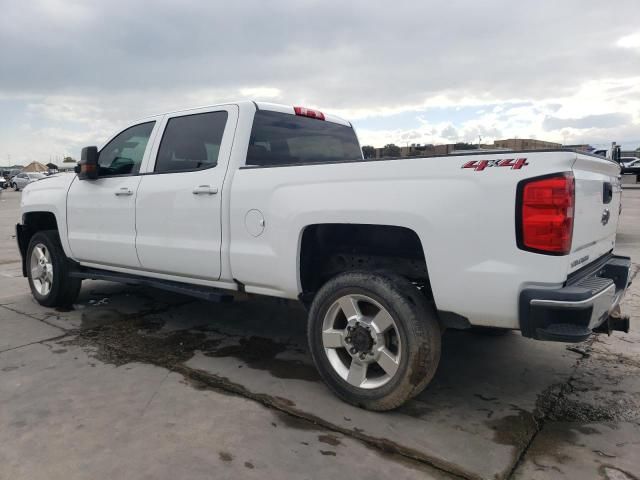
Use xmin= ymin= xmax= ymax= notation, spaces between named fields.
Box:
xmin=308 ymin=271 xmax=440 ymax=409
xmin=26 ymin=231 xmax=69 ymax=307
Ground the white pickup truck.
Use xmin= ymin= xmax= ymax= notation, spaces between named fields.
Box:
xmin=17 ymin=101 xmax=632 ymax=410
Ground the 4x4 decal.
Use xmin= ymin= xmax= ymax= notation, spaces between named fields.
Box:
xmin=462 ymin=158 xmax=528 ymax=171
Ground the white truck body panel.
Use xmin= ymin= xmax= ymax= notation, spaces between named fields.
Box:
xmin=20 ymin=100 xmax=625 ymax=331
xmin=229 ymin=150 xmax=589 ymax=328
xmin=569 ymin=155 xmax=621 ymax=274
xmin=20 ymin=173 xmax=75 ymax=257
xmin=134 ymin=105 xmax=239 ymax=280
xmin=67 ymin=174 xmax=144 ymax=267
xmin=64 ymin=115 xmax=163 ymax=268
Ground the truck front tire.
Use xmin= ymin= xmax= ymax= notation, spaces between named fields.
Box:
xmin=27 ymin=230 xmax=81 ymax=307
xmin=307 ymin=271 xmax=441 ymax=411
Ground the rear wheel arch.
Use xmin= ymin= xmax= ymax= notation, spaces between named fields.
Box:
xmin=298 ymin=223 xmax=434 ymax=303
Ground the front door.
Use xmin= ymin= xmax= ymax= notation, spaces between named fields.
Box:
xmin=135 ymin=105 xmax=238 ymax=280
xmin=66 ymin=120 xmax=158 ymax=268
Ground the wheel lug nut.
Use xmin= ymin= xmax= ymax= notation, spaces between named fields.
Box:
xmin=345 ymin=336 xmax=351 ymax=343
xmin=350 ymin=348 xmax=357 ymax=354
xmin=359 ymin=353 xmax=366 ymax=360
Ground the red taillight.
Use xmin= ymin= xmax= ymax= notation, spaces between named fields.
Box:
xmin=294 ymin=106 xmax=325 ymax=120
xmin=517 ymin=172 xmax=575 ymax=255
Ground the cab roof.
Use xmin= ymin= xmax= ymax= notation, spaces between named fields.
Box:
xmin=153 ymin=100 xmax=352 ymax=127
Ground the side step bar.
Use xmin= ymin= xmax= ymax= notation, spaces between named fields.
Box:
xmin=69 ymin=266 xmax=234 ymax=303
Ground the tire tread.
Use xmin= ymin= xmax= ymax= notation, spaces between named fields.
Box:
xmin=307 ymin=270 xmax=441 ymax=411
xmin=27 ymin=230 xmax=81 ymax=307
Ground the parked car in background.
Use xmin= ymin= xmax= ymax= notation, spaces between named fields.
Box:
xmin=621 ymin=158 xmax=640 ymax=176
xmin=7 ymin=168 xmax=22 ymax=183
xmin=11 ymin=172 xmax=46 ymax=191
xmin=0 ymin=176 xmax=7 ymax=189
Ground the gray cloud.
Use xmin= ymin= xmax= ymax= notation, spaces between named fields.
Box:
xmin=400 ymin=131 xmax=421 ymax=140
xmin=542 ymin=113 xmax=632 ymax=130
xmin=1 ymin=0 xmax=640 ymax=162
xmin=440 ymin=125 xmax=458 ymax=141
xmin=1 ymin=0 xmax=639 ymax=111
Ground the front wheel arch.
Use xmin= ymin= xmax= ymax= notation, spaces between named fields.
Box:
xmin=18 ymin=211 xmax=61 ymax=277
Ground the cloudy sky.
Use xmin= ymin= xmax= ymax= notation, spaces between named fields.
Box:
xmin=1 ymin=0 xmax=639 ymax=165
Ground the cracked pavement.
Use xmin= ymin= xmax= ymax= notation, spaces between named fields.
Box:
xmin=0 ymin=187 xmax=639 ymax=480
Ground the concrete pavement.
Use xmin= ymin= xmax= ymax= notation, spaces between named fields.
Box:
xmin=0 ymin=188 xmax=639 ymax=479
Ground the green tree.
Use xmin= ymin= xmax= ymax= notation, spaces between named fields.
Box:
xmin=63 ymin=156 xmax=76 ymax=163
xmin=382 ymin=144 xmax=400 ymax=157
xmin=361 ymin=145 xmax=375 ymax=159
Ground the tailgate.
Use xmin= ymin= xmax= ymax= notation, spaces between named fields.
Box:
xmin=569 ymin=154 xmax=622 ymax=274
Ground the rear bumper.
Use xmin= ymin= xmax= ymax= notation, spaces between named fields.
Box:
xmin=519 ymin=255 xmax=631 ymax=342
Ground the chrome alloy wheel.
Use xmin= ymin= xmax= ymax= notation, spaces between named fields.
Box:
xmin=30 ymin=243 xmax=53 ymax=296
xmin=321 ymin=294 xmax=401 ymax=389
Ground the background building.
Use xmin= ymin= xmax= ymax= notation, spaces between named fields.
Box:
xmin=563 ymin=144 xmax=593 ymax=153
xmin=364 ymin=137 xmax=594 ymax=159
xmin=493 ymin=138 xmax=561 ymax=150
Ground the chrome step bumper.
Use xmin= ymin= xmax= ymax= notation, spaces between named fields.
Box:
xmin=519 ymin=255 xmax=632 ymax=342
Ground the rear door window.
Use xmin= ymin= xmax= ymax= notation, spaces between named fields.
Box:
xmin=155 ymin=111 xmax=228 ymax=173
xmin=246 ymin=110 xmax=362 ymax=166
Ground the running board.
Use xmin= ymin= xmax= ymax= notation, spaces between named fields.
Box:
xmin=69 ymin=267 xmax=234 ymax=303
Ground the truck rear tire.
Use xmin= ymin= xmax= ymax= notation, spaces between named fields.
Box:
xmin=307 ymin=271 xmax=441 ymax=411
xmin=26 ymin=230 xmax=81 ymax=308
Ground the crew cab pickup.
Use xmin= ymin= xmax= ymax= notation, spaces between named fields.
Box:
xmin=16 ymin=101 xmax=632 ymax=410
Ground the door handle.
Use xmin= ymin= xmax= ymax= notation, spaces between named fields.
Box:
xmin=114 ymin=187 xmax=133 ymax=196
xmin=192 ymin=185 xmax=218 ymax=195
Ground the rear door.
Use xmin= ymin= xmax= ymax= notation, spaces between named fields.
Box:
xmin=569 ymin=154 xmax=622 ymax=273
xmin=135 ymin=105 xmax=238 ymax=280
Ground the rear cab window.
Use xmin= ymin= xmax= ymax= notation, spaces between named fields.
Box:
xmin=246 ymin=110 xmax=362 ymax=167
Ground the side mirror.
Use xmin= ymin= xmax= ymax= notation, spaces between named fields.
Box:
xmin=76 ymin=146 xmax=99 ymax=180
